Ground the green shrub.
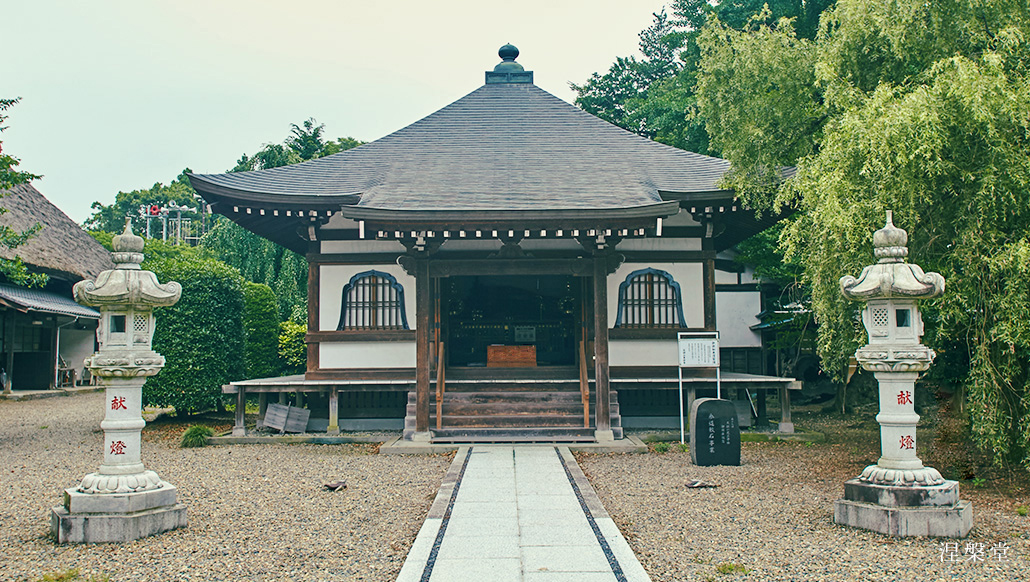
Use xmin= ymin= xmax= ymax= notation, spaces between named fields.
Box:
xmin=278 ymin=320 xmax=307 ymax=375
xmin=652 ymin=442 xmax=670 ymax=453
xmin=181 ymin=425 xmax=215 ymax=448
xmin=144 ymin=252 xmax=246 ymax=415
xmin=242 ymin=281 xmax=280 ymax=379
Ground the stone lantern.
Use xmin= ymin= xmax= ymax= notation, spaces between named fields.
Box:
xmin=51 ymin=220 xmax=184 ymax=543
xmin=833 ymin=211 xmax=971 ymax=537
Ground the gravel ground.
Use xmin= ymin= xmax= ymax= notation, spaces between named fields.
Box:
xmin=0 ymin=391 xmax=451 ymax=582
xmin=579 ymin=436 xmax=1030 ymax=582
xmin=5 ymin=391 xmax=1028 ymax=582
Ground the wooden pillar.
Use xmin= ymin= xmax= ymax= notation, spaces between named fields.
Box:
xmin=592 ymin=255 xmax=612 ymax=439
xmin=2 ymin=310 xmax=12 ymax=394
xmin=414 ymin=258 xmax=431 ymax=436
xmin=779 ymin=383 xmax=796 ymax=433
xmin=49 ymin=317 xmax=58 ymax=390
xmin=233 ymin=388 xmax=246 ymax=436
xmin=306 ymin=252 xmax=320 ymax=375
xmin=327 ymin=386 xmax=340 ymax=434
xmin=755 ymin=388 xmax=769 ymax=427
xmin=257 ymin=393 xmax=268 ymax=428
xmin=702 ymin=245 xmax=717 ymax=331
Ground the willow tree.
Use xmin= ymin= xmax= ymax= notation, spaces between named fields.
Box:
xmin=696 ymin=0 xmax=1030 ymax=467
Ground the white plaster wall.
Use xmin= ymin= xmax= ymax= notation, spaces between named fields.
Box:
xmin=319 ymin=341 xmax=416 ymax=368
xmin=608 ymin=262 xmax=704 ymax=328
xmin=716 ymin=291 xmax=763 ymax=347
xmin=59 ymin=327 xmax=96 ymax=381
xmin=617 ymin=238 xmax=702 ymax=252
xmin=319 ymin=264 xmax=416 ymax=331
xmin=320 ymin=240 xmax=407 ymax=254
xmin=610 ymin=339 xmax=680 ymax=367
xmin=715 ymin=269 xmax=738 ymax=285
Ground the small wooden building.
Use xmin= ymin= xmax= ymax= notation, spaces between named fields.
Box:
xmin=191 ymin=46 xmax=797 ymax=441
xmin=0 ymin=184 xmax=113 ymax=393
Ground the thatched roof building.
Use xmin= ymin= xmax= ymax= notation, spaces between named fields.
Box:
xmin=0 ymin=183 xmax=113 ymax=281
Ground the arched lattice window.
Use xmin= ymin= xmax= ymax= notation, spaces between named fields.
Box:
xmin=337 ymin=270 xmax=409 ymax=330
xmin=614 ymin=268 xmax=686 ymax=328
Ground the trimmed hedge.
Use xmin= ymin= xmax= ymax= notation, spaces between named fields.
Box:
xmin=242 ymin=281 xmax=280 ymax=379
xmin=278 ymin=320 xmax=306 ymax=376
xmin=144 ymin=253 xmax=245 ymax=415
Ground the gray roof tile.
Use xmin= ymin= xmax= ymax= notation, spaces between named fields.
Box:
xmin=190 ymin=83 xmax=732 ymax=212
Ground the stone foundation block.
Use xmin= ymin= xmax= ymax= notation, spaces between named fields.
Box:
xmin=51 ymin=503 xmax=187 ymax=543
xmin=833 ymin=498 xmax=972 ymax=538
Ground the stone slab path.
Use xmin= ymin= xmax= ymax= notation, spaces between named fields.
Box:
xmin=396 ymin=445 xmax=651 ymax=582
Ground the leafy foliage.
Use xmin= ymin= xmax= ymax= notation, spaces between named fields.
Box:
xmin=203 ymin=118 xmax=364 ymax=320
xmin=278 ymin=320 xmax=307 ymax=375
xmin=143 ymin=244 xmax=245 ymax=415
xmin=201 ymin=219 xmax=307 ymax=321
xmin=84 ymin=170 xmax=202 ymax=234
xmin=695 ymin=0 xmax=1030 ymax=467
xmin=0 ymin=97 xmax=46 ymax=288
xmin=0 ymin=98 xmax=41 ymax=189
xmin=242 ymin=281 xmax=281 ymax=379
xmin=570 ymin=1 xmax=834 ymax=154
xmin=180 ymin=425 xmax=215 ymax=448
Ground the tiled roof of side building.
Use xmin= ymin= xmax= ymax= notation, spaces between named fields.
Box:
xmin=189 ymin=83 xmax=733 ymax=211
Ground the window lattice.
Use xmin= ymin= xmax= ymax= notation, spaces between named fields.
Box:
xmin=337 ymin=271 xmax=408 ymax=330
xmin=133 ymin=314 xmax=149 ymax=333
xmin=615 ymin=268 xmax=686 ymax=329
xmin=872 ymin=308 xmax=890 ymax=328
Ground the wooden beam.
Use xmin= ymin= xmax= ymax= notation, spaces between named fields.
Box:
xmin=593 ymin=254 xmax=611 ymax=434
xmin=414 ymin=257 xmax=431 ymax=434
xmin=306 ymin=330 xmax=415 ymax=342
xmin=429 ymin=258 xmax=593 ymax=278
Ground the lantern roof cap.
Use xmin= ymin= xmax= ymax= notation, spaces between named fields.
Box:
xmin=840 ymin=212 xmax=945 ymax=301
xmin=73 ymin=221 xmax=181 ymax=308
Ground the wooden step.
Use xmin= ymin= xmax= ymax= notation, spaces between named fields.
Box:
xmin=431 ymin=427 xmax=597 ymax=443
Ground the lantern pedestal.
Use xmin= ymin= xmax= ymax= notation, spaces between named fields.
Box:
xmin=834 ymin=481 xmax=972 ymax=538
xmin=51 ymin=486 xmax=186 ymax=544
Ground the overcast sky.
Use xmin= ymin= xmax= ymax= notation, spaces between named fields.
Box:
xmin=3 ymin=0 xmax=668 ymax=224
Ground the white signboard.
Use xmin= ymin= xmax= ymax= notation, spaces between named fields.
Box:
xmin=678 ymin=338 xmax=720 ymax=368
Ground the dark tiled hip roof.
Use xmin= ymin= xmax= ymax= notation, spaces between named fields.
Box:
xmin=190 ymin=83 xmax=732 ymax=212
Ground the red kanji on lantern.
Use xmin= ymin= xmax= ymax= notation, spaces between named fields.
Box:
xmin=897 ymin=390 xmax=913 ymax=405
xmin=110 ymin=440 xmax=127 ymax=455
xmin=111 ymin=396 xmax=127 ymax=410
xmin=899 ymin=435 xmax=914 ymax=450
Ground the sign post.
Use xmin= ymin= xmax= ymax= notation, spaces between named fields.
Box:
xmin=677 ymin=331 xmax=720 ymax=444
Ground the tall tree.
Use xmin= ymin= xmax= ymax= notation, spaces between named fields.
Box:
xmin=83 ymin=170 xmax=202 ymax=235
xmin=202 ymin=119 xmax=364 ymax=320
xmin=696 ymin=0 xmax=1030 ymax=467
xmin=0 ymin=98 xmax=46 ymax=287
xmin=571 ymin=1 xmax=835 ymax=154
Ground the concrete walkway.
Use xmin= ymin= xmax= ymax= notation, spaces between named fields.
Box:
xmin=397 ymin=445 xmax=651 ymax=582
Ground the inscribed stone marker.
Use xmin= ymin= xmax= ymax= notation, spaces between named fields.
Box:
xmin=689 ymin=398 xmax=740 ymax=466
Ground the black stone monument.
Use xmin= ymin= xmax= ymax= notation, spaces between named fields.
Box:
xmin=689 ymin=398 xmax=741 ymax=466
